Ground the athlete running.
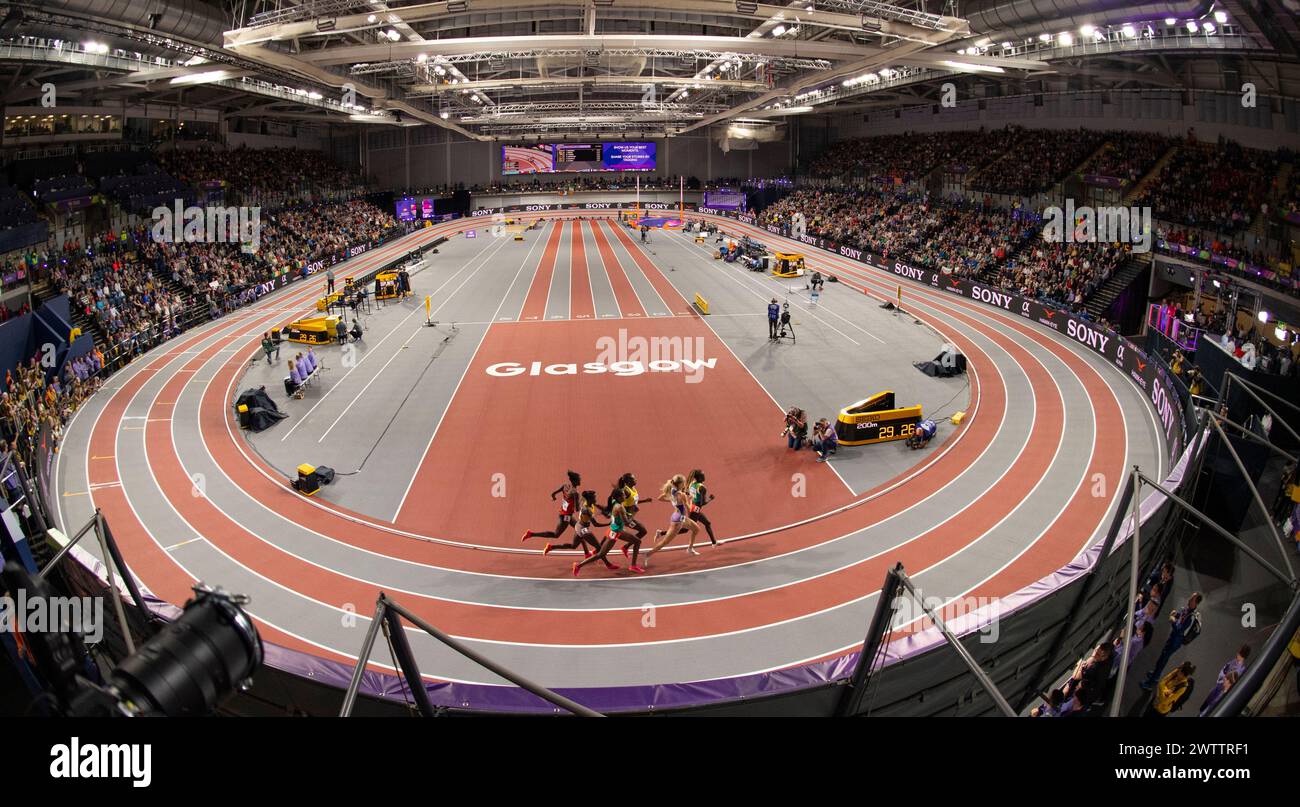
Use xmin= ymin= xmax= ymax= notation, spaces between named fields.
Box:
xmin=544 ymin=490 xmax=614 ymax=568
xmin=645 ymin=474 xmax=700 ymax=565
xmin=685 ymin=469 xmax=718 ymax=549
xmin=522 ymin=470 xmax=581 ymax=543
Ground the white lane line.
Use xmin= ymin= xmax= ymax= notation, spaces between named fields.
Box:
xmin=389 ymin=218 xmax=550 ymax=521
xmin=680 ymin=232 xmax=887 ymax=344
xmin=314 ymin=239 xmax=510 ymax=444
xmin=278 ymin=234 xmax=503 ymax=442
xmin=670 ymin=233 xmax=874 ymax=346
xmin=613 ymin=220 xmax=865 ymax=495
xmin=582 ymin=220 xmax=622 ymax=319
xmin=601 ymin=219 xmax=673 ymax=316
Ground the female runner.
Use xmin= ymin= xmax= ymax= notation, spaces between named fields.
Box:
xmin=602 ymin=473 xmax=649 ymax=549
xmin=544 ymin=490 xmax=613 ymax=567
xmin=522 ymin=470 xmax=581 ymax=544
xmin=645 ymin=474 xmax=699 ymax=565
xmin=685 ymin=469 xmax=717 ymax=550
xmin=573 ymin=499 xmax=644 ymax=575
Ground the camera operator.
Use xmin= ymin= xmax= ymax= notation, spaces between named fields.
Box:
xmin=768 ymin=298 xmax=780 ymax=339
xmin=782 ymin=406 xmax=808 ymax=450
xmin=813 ymin=418 xmax=838 ymax=461
xmin=808 ymin=270 xmax=824 ymax=292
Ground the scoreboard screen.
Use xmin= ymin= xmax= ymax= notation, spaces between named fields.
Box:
xmin=501 ymin=141 xmax=656 ymax=174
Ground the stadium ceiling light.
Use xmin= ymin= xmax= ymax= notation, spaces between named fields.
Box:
xmin=1258 ymin=310 xmax=1270 ymax=323
xmin=940 ymin=60 xmax=1005 ymax=74
xmin=417 ymin=53 xmax=427 ymax=62
xmin=440 ymin=111 xmax=449 ymax=119
xmin=1038 ymin=33 xmax=1051 ymax=42
xmin=736 ymin=1 xmax=758 ymax=13
xmin=386 ymin=29 xmax=401 ymax=41
xmin=1058 ymin=31 xmax=1073 ymax=45
xmin=1214 ymin=10 xmax=1228 ymax=23
xmin=1079 ymin=24 xmax=1095 ymax=36
xmin=307 ymin=91 xmax=323 ymax=100
xmin=772 ymin=24 xmax=787 ymax=36
xmin=973 ymin=37 xmax=990 ymax=48
xmin=1121 ymin=24 xmax=1136 ymax=38
xmin=367 ymin=14 xmax=377 ymax=22
xmin=1204 ymin=21 xmax=1216 ymax=33
xmin=1186 ymin=20 xmax=1198 ymax=32
xmin=169 ymin=69 xmax=230 ymax=85
xmin=1164 ymin=17 xmax=1177 ymax=25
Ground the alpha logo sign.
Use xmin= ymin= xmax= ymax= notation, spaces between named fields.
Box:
xmin=1020 ymin=300 xmax=1032 ymax=319
xmin=1065 ymin=319 xmax=1110 ymax=354
xmin=969 ymin=285 xmax=1013 ymax=310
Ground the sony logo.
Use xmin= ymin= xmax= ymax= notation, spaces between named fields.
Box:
xmin=1066 ymin=319 xmax=1110 ymax=353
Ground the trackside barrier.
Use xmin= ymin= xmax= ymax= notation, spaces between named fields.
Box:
xmin=49 ymin=202 xmax=1228 ymax=716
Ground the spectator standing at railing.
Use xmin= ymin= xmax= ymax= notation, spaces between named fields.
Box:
xmin=1198 ymin=645 xmax=1250 ymax=714
xmin=1144 ymin=661 xmax=1196 ymax=717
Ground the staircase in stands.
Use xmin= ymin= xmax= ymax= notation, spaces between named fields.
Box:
xmin=1084 ymin=256 xmax=1149 ymax=321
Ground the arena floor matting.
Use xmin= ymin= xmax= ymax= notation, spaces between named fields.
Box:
xmin=53 ymin=213 xmax=1167 ymax=705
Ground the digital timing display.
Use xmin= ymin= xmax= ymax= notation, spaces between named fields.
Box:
xmin=501 ymin=142 xmax=656 ymax=174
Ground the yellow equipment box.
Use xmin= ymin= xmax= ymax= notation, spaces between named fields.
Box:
xmin=285 ymin=315 xmax=339 ymax=344
xmin=834 ymin=391 xmax=922 ymax=445
xmin=771 ymin=252 xmax=806 ymax=278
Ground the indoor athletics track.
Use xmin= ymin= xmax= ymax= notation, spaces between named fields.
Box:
xmin=52 ymin=211 xmax=1167 ymax=693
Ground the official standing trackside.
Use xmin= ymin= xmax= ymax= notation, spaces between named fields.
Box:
xmin=768 ymin=298 xmax=780 ymax=339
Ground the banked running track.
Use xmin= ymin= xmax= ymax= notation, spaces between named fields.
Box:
xmin=52 ymin=209 xmax=1168 ymax=706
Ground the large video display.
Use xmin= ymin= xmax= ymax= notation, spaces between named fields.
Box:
xmin=501 ymin=141 xmax=656 ymax=174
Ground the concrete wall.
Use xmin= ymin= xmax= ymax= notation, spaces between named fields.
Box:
xmin=226 ymin=130 xmax=327 ymax=151
xmin=821 ymin=89 xmax=1300 ymax=152
xmin=361 ymin=128 xmax=794 ymax=191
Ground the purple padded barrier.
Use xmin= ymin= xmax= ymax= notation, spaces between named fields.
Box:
xmin=59 ymin=203 xmax=1196 ymax=715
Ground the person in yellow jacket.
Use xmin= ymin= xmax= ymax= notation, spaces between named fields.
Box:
xmin=1290 ymin=629 xmax=1300 ymax=698
xmin=1146 ymin=661 xmax=1196 ymax=717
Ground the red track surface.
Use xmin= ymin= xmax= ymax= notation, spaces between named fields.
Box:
xmin=60 ymin=210 xmax=1144 ymax=669
xmin=391 ymin=315 xmax=854 ymax=543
